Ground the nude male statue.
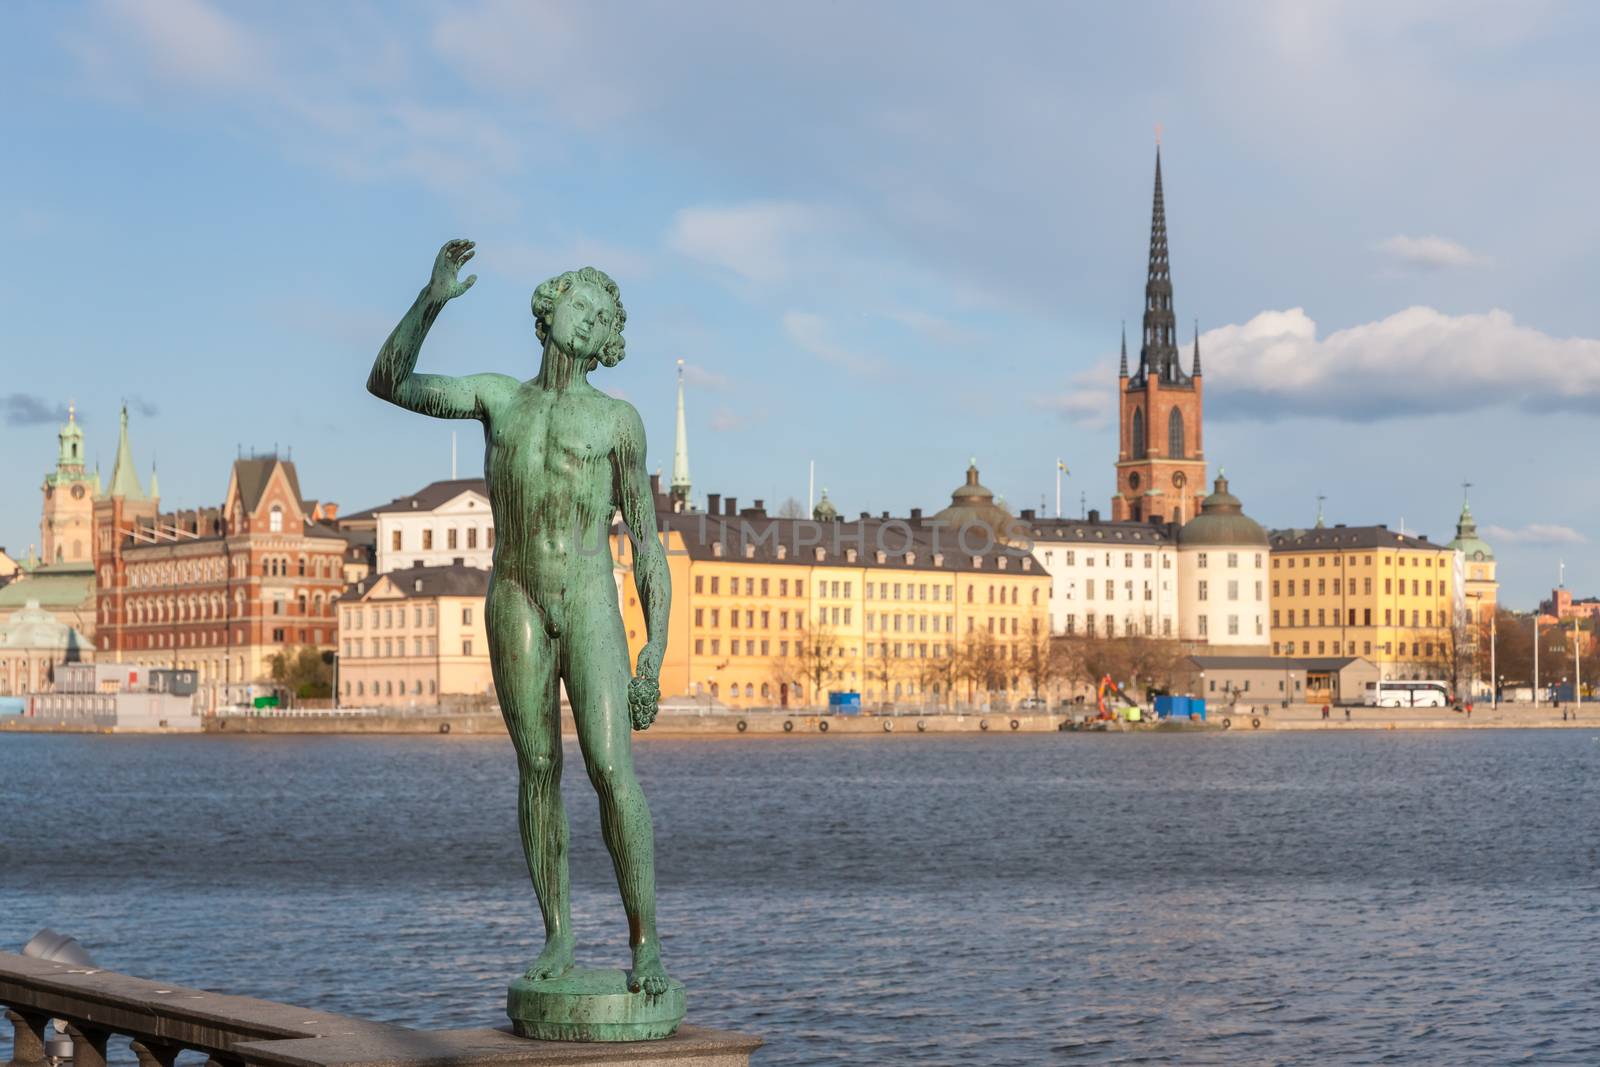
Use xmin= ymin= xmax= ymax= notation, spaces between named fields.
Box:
xmin=368 ymin=240 xmax=672 ymax=997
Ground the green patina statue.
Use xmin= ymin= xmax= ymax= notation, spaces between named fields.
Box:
xmin=368 ymin=240 xmax=681 ymax=1040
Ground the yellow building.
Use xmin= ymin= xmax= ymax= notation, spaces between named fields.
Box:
xmin=1268 ymin=524 xmax=1457 ymax=679
xmin=614 ymin=492 xmax=1051 ymax=709
xmin=336 ymin=564 xmax=492 ymax=707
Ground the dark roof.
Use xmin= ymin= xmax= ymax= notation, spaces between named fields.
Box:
xmin=343 ymin=478 xmax=488 ymax=522
xmin=339 ymin=563 xmax=489 ymax=602
xmin=1180 ymin=475 xmax=1268 ymax=547
xmin=1191 ymin=655 xmax=1371 ymax=671
xmin=1268 ymin=525 xmax=1451 ymax=552
xmin=232 ymin=457 xmax=303 ymax=514
xmin=657 ymin=513 xmax=1047 ymax=576
xmin=1024 ymin=517 xmax=1175 ymax=545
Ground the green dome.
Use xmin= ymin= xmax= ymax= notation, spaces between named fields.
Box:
xmin=1447 ymin=499 xmax=1494 ymax=561
xmin=1179 ymin=474 xmax=1268 ymax=547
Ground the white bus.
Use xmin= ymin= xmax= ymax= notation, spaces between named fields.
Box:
xmin=1363 ymin=680 xmax=1452 ymax=708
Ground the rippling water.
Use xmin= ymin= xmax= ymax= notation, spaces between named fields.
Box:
xmin=3 ymin=731 xmax=1599 ymax=1065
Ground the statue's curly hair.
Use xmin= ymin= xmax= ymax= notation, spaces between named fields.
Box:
xmin=530 ymin=266 xmax=627 ymax=368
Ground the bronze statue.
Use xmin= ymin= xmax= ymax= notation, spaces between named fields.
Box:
xmin=369 ymin=241 xmax=678 ymax=1039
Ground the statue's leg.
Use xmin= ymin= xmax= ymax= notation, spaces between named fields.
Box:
xmin=562 ymin=600 xmax=668 ymax=995
xmin=487 ymin=577 xmax=573 ymax=982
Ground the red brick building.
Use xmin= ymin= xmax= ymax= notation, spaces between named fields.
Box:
xmin=1113 ymin=147 xmax=1207 ymax=525
xmin=94 ymin=434 xmax=347 ymax=690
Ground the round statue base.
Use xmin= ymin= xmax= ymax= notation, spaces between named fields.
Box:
xmin=506 ymin=968 xmax=685 ymax=1042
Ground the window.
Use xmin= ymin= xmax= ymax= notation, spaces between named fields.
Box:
xmin=423 ymin=529 xmax=433 ymax=550
xmin=1197 ymin=553 xmax=1208 ymax=568
xmin=695 ymin=575 xmax=704 ymax=594
xmin=1255 ymin=581 xmax=1263 ymax=601
xmin=694 ymin=639 xmax=704 ymax=654
xmin=270 ymin=505 xmax=284 ymax=533
xmin=462 ymin=639 xmax=473 ymax=656
xmin=1198 ymin=580 xmax=1208 ymax=602
xmin=462 ymin=607 xmax=473 ymax=625
xmin=1131 ymin=407 xmax=1147 ymax=458
xmin=711 ymin=576 xmax=720 ymax=595
xmin=391 ymin=530 xmax=402 ymax=551
xmin=1167 ymin=407 xmax=1185 ymax=458
xmin=1227 ymin=552 xmax=1239 ymax=568
xmin=468 ymin=528 xmax=478 ymax=549
xmin=447 ymin=528 xmax=458 ymax=550
xmin=1227 ymin=580 xmax=1239 ymax=601
xmin=487 ymin=528 xmax=495 ymax=548
xmin=694 ymin=608 xmax=703 ymax=626
xmin=1228 ymin=615 xmax=1239 ymax=636
xmin=1198 ymin=615 xmax=1208 ymax=637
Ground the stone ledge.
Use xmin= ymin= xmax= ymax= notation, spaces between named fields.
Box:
xmin=234 ymin=1026 xmax=761 ymax=1067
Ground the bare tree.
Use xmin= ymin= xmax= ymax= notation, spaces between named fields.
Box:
xmin=776 ymin=497 xmax=806 ymax=519
xmin=916 ymin=640 xmax=962 ymax=708
xmin=768 ymin=619 xmax=839 ymax=707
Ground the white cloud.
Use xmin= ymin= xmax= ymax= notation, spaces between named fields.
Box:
xmin=668 ymin=202 xmax=824 ymax=284
xmin=1202 ymin=305 xmax=1600 ymax=420
xmin=884 ymin=309 xmax=977 ymax=348
xmin=1036 ymin=356 xmax=1117 ymax=429
xmin=781 ymin=311 xmax=884 ymax=376
xmin=1483 ymin=524 xmax=1587 ymax=546
xmin=1378 ymin=234 xmax=1490 ymax=270
xmin=96 ymin=0 xmax=265 ymax=90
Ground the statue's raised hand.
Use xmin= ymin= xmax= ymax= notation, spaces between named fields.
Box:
xmin=429 ymin=239 xmax=477 ymax=301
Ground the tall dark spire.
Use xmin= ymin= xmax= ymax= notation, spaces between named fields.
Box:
xmin=1192 ymin=318 xmax=1201 ymax=377
xmin=1119 ymin=321 xmax=1128 ymax=377
xmin=1136 ymin=147 xmax=1188 ymax=386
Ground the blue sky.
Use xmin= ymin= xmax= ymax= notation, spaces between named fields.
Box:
xmin=3 ymin=1 xmax=1597 ymax=606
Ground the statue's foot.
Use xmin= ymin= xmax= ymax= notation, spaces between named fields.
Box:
xmin=522 ymin=933 xmax=576 ymax=982
xmin=628 ymin=940 xmax=670 ymax=996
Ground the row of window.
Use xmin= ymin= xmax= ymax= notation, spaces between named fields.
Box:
xmin=344 ymin=637 xmax=476 ymax=658
xmin=1274 ymin=553 xmax=1447 ymax=569
xmin=1274 ymin=577 xmax=1447 ymax=598
xmin=1041 ymin=550 xmax=1175 ymax=569
xmin=344 ymin=677 xmax=439 ymax=698
xmin=1274 ymin=608 xmax=1444 ymax=628
xmin=1274 ymin=640 xmax=1437 ymax=657
xmin=119 ymin=627 xmax=326 ymax=650
xmin=342 ymin=605 xmax=451 ymax=630
xmin=1194 ymin=553 xmax=1263 ymax=569
xmin=389 ymin=526 xmax=493 ymax=552
xmin=1196 ymin=580 xmax=1265 ymax=602
xmin=1061 ymin=615 xmax=1175 ymax=638
xmin=695 ymin=574 xmax=806 ymax=597
xmin=1194 ymin=615 xmax=1265 ymax=637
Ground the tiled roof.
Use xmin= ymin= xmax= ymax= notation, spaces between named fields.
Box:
xmin=1268 ymin=525 xmax=1450 ymax=552
xmin=339 ymin=563 xmax=489 ymax=602
xmin=343 ymin=478 xmax=488 ymax=521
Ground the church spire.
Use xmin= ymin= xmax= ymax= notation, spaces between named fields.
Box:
xmin=105 ymin=404 xmax=146 ymax=500
xmin=670 ymin=359 xmax=691 ymax=509
xmin=1137 ymin=146 xmax=1186 ymax=386
xmin=1192 ymin=319 xmax=1202 ymax=377
xmin=1118 ymin=321 xmax=1128 ymax=377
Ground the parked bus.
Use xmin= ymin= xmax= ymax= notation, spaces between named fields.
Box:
xmin=1363 ymin=680 xmax=1451 ymax=708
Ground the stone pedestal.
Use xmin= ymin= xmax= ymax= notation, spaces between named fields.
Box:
xmin=507 ymin=969 xmax=685 ymax=1043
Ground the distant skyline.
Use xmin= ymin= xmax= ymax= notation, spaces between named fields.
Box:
xmin=3 ymin=1 xmax=1597 ymax=607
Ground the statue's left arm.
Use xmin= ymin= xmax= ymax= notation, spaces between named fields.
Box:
xmin=615 ymin=404 xmax=670 ymax=688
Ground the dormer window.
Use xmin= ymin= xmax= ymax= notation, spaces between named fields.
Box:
xmin=998 ymin=556 xmax=1008 ymax=570
xmin=933 ymin=553 xmax=944 ymax=567
xmin=1022 ymin=558 xmax=1032 ymax=571
xmin=905 ymin=552 xmax=916 ymax=566
xmin=875 ymin=550 xmax=886 ymax=564
xmin=972 ymin=556 xmax=982 ymax=568
xmin=814 ymin=547 xmax=826 ymax=562
xmin=269 ymin=505 xmax=283 ymax=533
xmin=712 ymin=542 xmax=723 ymax=558
xmin=744 ymin=543 xmax=756 ymax=559
xmin=777 ymin=544 xmax=788 ymax=560
xmin=846 ymin=548 xmax=858 ymax=563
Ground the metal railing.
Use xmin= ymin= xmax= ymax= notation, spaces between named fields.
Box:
xmin=1 ymin=951 xmax=759 ymax=1067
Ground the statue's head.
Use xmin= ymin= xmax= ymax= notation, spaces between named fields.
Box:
xmin=531 ymin=266 xmax=626 ymax=368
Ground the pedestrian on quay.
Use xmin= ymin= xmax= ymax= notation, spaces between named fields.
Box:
xmin=1321 ymin=704 xmax=1330 ymax=720
xmin=1344 ymin=707 xmax=1351 ymax=721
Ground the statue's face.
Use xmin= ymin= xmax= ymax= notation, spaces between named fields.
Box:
xmin=549 ymin=280 xmax=618 ymax=363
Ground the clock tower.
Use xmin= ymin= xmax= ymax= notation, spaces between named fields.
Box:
xmin=1113 ymin=147 xmax=1207 ymax=525
xmin=40 ymin=403 xmax=100 ymax=565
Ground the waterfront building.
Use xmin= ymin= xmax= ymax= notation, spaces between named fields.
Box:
xmin=1021 ymin=510 xmax=1178 ymax=639
xmin=1190 ymin=654 xmax=1377 ymax=708
xmin=341 ymin=479 xmax=494 ymax=574
xmin=39 ymin=404 xmax=101 ymax=566
xmin=336 ymin=564 xmax=492 ymax=707
xmin=0 ymin=599 xmax=93 ymax=696
xmin=612 ymin=470 xmax=1052 ymax=709
xmin=1113 ymin=148 xmax=1207 ymax=524
xmin=1176 ymin=474 xmax=1270 ymax=651
xmin=0 ymin=560 xmax=96 ymax=638
xmin=94 ymin=436 xmax=347 ymax=688
xmin=1268 ymin=522 xmax=1457 ymax=679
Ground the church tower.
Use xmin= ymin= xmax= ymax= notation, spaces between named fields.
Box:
xmin=40 ymin=403 xmax=99 ymax=565
xmin=1113 ymin=147 xmax=1207 ymax=525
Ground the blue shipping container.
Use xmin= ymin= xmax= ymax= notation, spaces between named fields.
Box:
xmin=827 ymin=691 xmax=862 ymax=714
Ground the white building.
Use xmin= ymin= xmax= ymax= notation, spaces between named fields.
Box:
xmin=1021 ymin=510 xmax=1179 ymax=639
xmin=346 ymin=479 xmax=495 ymax=575
xmin=1176 ymin=474 xmax=1270 ymax=650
